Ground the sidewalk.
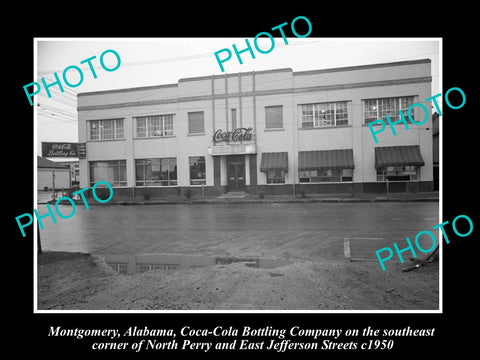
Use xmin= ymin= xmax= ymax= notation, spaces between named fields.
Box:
xmin=174 ymin=191 xmax=439 ymax=204
xmin=37 ymin=189 xmax=439 ymax=205
xmin=40 ymin=191 xmax=438 ymax=205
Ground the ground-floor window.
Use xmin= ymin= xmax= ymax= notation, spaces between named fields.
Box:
xmin=299 ymin=168 xmax=353 ymax=182
xmin=137 ymin=264 xmax=179 ymax=273
xmin=189 ymin=156 xmax=206 ymax=185
xmin=89 ymin=160 xmax=127 ymax=187
xmin=135 ymin=158 xmax=177 ymax=186
xmin=107 ymin=262 xmax=128 ymax=275
xmin=266 ymin=169 xmax=286 ymax=184
xmin=376 ymin=166 xmax=419 ymax=181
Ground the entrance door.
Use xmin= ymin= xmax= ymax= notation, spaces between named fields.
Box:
xmin=227 ymin=155 xmax=245 ymax=192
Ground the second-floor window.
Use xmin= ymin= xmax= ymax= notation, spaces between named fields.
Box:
xmin=89 ymin=119 xmax=124 ymax=140
xmin=136 ymin=115 xmax=174 ymax=138
xmin=188 ymin=111 xmax=205 ymax=134
xmin=265 ymin=105 xmax=283 ymax=129
xmin=300 ymin=101 xmax=348 ymax=128
xmin=364 ymin=96 xmax=415 ymax=124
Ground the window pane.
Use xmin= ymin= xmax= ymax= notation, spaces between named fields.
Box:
xmin=376 ymin=165 xmax=419 ymax=181
xmin=136 ymin=158 xmax=177 ymax=186
xmin=188 ymin=112 xmax=204 ymax=134
xmin=148 ymin=116 xmax=162 ymax=137
xmin=266 ymin=168 xmax=285 ymax=184
xmin=89 ymin=120 xmax=123 ymax=140
xmin=299 ymin=168 xmax=348 ymax=182
xmin=365 ymin=96 xmax=414 ymax=124
xmin=315 ymin=103 xmax=333 ymax=127
xmin=115 ymin=119 xmax=124 ymax=139
xmin=101 ymin=120 xmax=114 ymax=140
xmin=163 ymin=115 xmax=174 ymax=136
xmin=190 ymin=156 xmax=206 ymax=185
xmin=136 ymin=118 xmax=147 ymax=137
xmin=401 ymin=96 xmax=414 ymax=110
xmin=401 ymin=96 xmax=414 ymax=120
xmin=381 ymin=98 xmax=396 ymax=120
xmin=364 ymin=99 xmax=378 ymax=124
xmin=301 ymin=102 xmax=348 ymax=128
xmin=342 ymin=168 xmax=353 ymax=181
xmin=135 ymin=160 xmax=145 ymax=183
xmin=89 ymin=120 xmax=99 ymax=140
xmin=89 ymin=160 xmax=126 ymax=186
xmin=301 ymin=104 xmax=314 ymax=128
xmin=335 ymin=102 xmax=348 ymax=126
xmin=168 ymin=158 xmax=177 ymax=182
xmin=136 ymin=115 xmax=174 ymax=137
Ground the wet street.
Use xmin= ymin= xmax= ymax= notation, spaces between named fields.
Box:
xmin=37 ymin=202 xmax=439 ymax=263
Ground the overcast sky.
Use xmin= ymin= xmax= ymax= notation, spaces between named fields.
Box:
xmin=35 ymin=38 xmax=441 ymax=155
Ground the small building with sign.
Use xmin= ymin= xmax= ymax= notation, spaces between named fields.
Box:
xmin=37 ymin=156 xmax=71 ymax=191
xmin=41 ymin=141 xmax=84 ymax=187
xmin=77 ymin=59 xmax=434 ymax=199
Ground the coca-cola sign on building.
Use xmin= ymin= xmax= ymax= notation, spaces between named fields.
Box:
xmin=213 ymin=127 xmax=254 ymax=143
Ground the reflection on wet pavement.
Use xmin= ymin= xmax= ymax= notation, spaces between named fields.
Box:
xmin=99 ymin=253 xmax=291 ymax=275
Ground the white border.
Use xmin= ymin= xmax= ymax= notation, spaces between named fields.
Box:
xmin=33 ymin=37 xmax=442 ymax=314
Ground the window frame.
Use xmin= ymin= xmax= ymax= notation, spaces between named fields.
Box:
xmin=299 ymin=168 xmax=353 ymax=183
xmin=89 ymin=160 xmax=127 ymax=187
xmin=364 ymin=96 xmax=415 ymax=125
xmin=376 ymin=165 xmax=420 ymax=182
xmin=135 ymin=115 xmax=174 ymax=138
xmin=265 ymin=105 xmax=284 ymax=129
xmin=189 ymin=156 xmax=206 ymax=186
xmin=135 ymin=157 xmax=178 ymax=187
xmin=88 ymin=119 xmax=124 ymax=141
xmin=107 ymin=262 xmax=128 ymax=275
xmin=266 ymin=168 xmax=286 ymax=184
xmin=188 ymin=111 xmax=205 ymax=135
xmin=300 ymin=101 xmax=349 ymax=129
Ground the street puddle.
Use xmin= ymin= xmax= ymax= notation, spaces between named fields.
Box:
xmin=98 ymin=253 xmax=291 ymax=275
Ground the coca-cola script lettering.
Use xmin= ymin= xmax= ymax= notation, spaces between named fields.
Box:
xmin=214 ymin=127 xmax=254 ymax=143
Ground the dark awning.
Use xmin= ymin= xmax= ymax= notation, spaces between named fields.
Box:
xmin=260 ymin=152 xmax=288 ymax=172
xmin=375 ymin=145 xmax=424 ymax=169
xmin=298 ymin=149 xmax=354 ymax=171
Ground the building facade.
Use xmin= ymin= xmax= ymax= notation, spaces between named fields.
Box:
xmin=77 ymin=59 xmax=434 ymax=200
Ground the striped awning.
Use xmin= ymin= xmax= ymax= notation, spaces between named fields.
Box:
xmin=298 ymin=149 xmax=354 ymax=171
xmin=375 ymin=145 xmax=425 ymax=169
xmin=260 ymin=152 xmax=288 ymax=172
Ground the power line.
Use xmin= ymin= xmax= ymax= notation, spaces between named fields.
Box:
xmin=38 ymin=103 xmax=77 ymax=119
xmin=36 ymin=39 xmax=438 ymax=76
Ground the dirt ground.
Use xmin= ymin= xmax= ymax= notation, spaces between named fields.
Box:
xmin=37 ymin=251 xmax=439 ymax=311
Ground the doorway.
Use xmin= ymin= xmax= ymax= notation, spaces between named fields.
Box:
xmin=227 ymin=155 xmax=245 ymax=192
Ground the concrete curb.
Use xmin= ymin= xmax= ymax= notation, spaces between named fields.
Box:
xmin=114 ymin=198 xmax=439 ymax=205
xmin=38 ymin=196 xmax=439 ymax=206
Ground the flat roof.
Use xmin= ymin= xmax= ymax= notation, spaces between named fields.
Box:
xmin=37 ymin=156 xmax=69 ymax=169
xmin=77 ymin=59 xmax=431 ymax=97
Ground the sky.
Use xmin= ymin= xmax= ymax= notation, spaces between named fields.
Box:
xmin=34 ymin=38 xmax=441 ymax=155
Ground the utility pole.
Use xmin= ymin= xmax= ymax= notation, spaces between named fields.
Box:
xmin=52 ymin=169 xmax=56 ymax=200
xmin=37 ymin=222 xmax=42 ymax=254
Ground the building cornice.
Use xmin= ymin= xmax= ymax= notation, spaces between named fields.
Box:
xmin=77 ymin=76 xmax=432 ymax=112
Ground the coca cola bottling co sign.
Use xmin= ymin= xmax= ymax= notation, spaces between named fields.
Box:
xmin=42 ymin=142 xmax=79 ymax=157
xmin=213 ymin=127 xmax=254 ymax=143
